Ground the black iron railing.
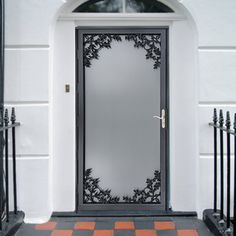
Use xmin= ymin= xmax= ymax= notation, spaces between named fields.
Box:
xmin=0 ymin=107 xmax=21 ymax=234
xmin=203 ymin=108 xmax=236 ymax=236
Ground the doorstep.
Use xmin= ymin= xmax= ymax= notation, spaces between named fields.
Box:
xmin=14 ymin=217 xmax=213 ymax=236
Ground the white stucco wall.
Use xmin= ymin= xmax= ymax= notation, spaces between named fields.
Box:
xmin=4 ymin=0 xmax=236 ymax=222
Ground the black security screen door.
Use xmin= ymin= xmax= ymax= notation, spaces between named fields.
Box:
xmin=76 ymin=28 xmax=168 ymax=211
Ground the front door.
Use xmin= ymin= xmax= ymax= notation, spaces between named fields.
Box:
xmin=76 ymin=28 xmax=168 ymax=212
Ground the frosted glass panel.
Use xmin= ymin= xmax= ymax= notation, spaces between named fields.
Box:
xmin=84 ymin=35 xmax=161 ymax=204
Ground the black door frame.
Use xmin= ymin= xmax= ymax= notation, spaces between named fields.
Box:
xmin=75 ymin=27 xmax=169 ymax=213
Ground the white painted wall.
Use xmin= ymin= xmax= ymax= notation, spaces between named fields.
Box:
xmin=4 ymin=0 xmax=63 ymax=223
xmin=53 ymin=20 xmax=76 ymax=212
xmin=4 ymin=0 xmax=236 ymax=222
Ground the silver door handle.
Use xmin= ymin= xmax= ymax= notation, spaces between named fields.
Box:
xmin=153 ymin=109 xmax=166 ymax=128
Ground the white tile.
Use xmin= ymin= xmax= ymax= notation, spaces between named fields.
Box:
xmin=5 ymin=105 xmax=49 ymax=156
xmin=199 ymin=51 xmax=236 ymax=102
xmin=183 ymin=0 xmax=236 ymax=46
xmin=5 ymin=0 xmax=62 ymax=45
xmin=5 ymin=49 xmax=49 ymax=102
xmin=199 ymin=105 xmax=236 ymax=155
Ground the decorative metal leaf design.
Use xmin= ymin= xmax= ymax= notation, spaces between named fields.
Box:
xmin=123 ymin=170 xmax=161 ymax=203
xmin=83 ymin=34 xmax=122 ymax=67
xmin=83 ymin=34 xmax=161 ymax=69
xmin=125 ymin=34 xmax=161 ymax=69
xmin=83 ymin=168 xmax=120 ymax=203
xmin=83 ymin=168 xmax=161 ymax=204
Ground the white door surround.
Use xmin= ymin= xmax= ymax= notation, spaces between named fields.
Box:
xmin=52 ymin=0 xmax=199 ymax=214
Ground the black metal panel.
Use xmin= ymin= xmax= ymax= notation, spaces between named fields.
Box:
xmin=76 ymin=27 xmax=169 ymax=213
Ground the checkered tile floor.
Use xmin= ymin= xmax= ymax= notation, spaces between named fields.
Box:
xmin=15 ymin=217 xmax=213 ymax=236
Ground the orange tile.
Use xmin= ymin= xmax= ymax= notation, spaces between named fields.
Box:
xmin=93 ymin=230 xmax=114 ymax=236
xmin=35 ymin=221 xmax=57 ymax=230
xmin=135 ymin=229 xmax=156 ymax=236
xmin=177 ymin=229 xmax=199 ymax=236
xmin=51 ymin=230 xmax=73 ymax=236
xmin=154 ymin=221 xmax=175 ymax=230
xmin=74 ymin=221 xmax=96 ymax=230
xmin=115 ymin=221 xmax=135 ymax=230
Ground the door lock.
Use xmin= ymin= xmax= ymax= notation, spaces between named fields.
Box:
xmin=153 ymin=109 xmax=166 ymax=128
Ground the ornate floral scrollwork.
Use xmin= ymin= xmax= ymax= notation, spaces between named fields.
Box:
xmin=125 ymin=34 xmax=161 ymax=69
xmin=83 ymin=34 xmax=122 ymax=67
xmin=83 ymin=168 xmax=120 ymax=203
xmin=83 ymin=168 xmax=161 ymax=204
xmin=123 ymin=170 xmax=161 ymax=203
xmin=83 ymin=34 xmax=161 ymax=69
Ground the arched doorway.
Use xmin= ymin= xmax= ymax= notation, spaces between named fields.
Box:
xmin=52 ymin=0 xmax=198 ymax=215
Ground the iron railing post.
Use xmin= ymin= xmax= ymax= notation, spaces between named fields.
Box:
xmin=219 ymin=109 xmax=225 ymax=223
xmin=213 ymin=108 xmax=218 ymax=213
xmin=225 ymin=111 xmax=231 ymax=231
xmin=234 ymin=113 xmax=236 ymax=236
xmin=11 ymin=108 xmax=17 ymax=214
xmin=0 ymin=107 xmax=20 ymax=230
xmin=0 ymin=111 xmax=3 ymax=230
xmin=0 ymin=0 xmax=5 ymax=229
xmin=4 ymin=109 xmax=9 ymax=222
xmin=207 ymin=110 xmax=236 ymax=234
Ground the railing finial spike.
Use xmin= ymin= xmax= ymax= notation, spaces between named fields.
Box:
xmin=219 ymin=109 xmax=224 ymax=126
xmin=213 ymin=108 xmax=217 ymax=123
xmin=4 ymin=108 xmax=9 ymax=125
xmin=226 ymin=111 xmax=231 ymax=129
xmin=234 ymin=113 xmax=236 ymax=130
xmin=11 ymin=107 xmax=16 ymax=124
xmin=0 ymin=109 xmax=3 ymax=126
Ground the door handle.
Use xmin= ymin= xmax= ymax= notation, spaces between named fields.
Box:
xmin=153 ymin=109 xmax=166 ymax=128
